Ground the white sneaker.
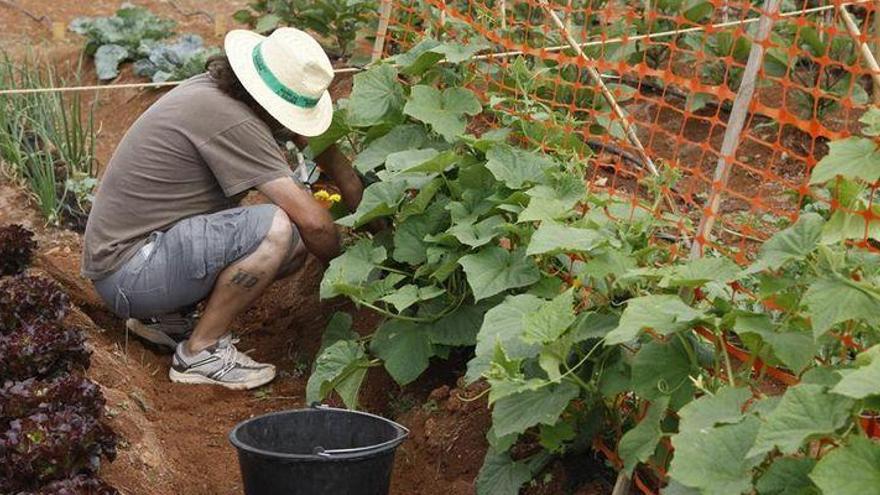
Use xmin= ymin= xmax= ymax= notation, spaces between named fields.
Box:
xmin=126 ymin=312 xmax=197 ymax=352
xmin=168 ymin=335 xmax=275 ymax=390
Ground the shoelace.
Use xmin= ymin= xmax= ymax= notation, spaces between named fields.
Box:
xmin=217 ymin=343 xmax=240 ymax=378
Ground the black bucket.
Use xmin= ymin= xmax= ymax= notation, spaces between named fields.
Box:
xmin=229 ymin=405 xmax=409 ymax=495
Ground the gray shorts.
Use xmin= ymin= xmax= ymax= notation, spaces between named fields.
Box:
xmin=93 ymin=204 xmax=282 ymax=320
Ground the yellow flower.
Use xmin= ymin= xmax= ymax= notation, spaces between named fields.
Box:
xmin=313 ymin=190 xmax=342 ymax=204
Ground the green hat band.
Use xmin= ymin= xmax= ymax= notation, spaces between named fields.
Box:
xmin=252 ymin=41 xmax=321 ymax=109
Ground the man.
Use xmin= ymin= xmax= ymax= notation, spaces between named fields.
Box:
xmin=83 ymin=28 xmax=363 ymax=390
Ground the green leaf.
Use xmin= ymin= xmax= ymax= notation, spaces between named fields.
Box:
xmin=317 ymin=311 xmax=357 ymax=355
xmin=467 ymin=294 xmax=544 ymax=382
xmin=348 ymin=64 xmax=405 ymax=127
xmin=619 ymin=396 xmax=669 ymax=473
xmin=458 ymin=247 xmax=541 ymax=301
xmin=539 ymin=420 xmax=576 ymax=452
xmin=748 ymin=213 xmax=824 ymax=272
xmin=669 ymin=416 xmax=762 ymax=495
xmin=403 ymin=85 xmax=481 ymax=142
xmin=393 ymin=38 xmax=444 ymax=76
xmin=748 ymin=383 xmax=854 ymax=457
xmin=353 ymin=124 xmax=427 ymax=173
xmin=810 ymin=137 xmax=880 ymax=185
xmin=810 ymin=437 xmax=880 ymax=495
xmin=448 ymin=215 xmax=506 ymax=248
xmin=604 ymin=295 xmax=704 ymax=345
xmin=338 ymin=180 xmax=408 ymax=228
xmin=475 ymin=449 xmax=533 ymax=495
xmin=433 ymin=39 xmax=489 ymax=63
xmin=306 ymin=340 xmax=369 ymax=408
xmin=821 ymin=205 xmax=880 ymax=244
xmin=659 ymin=256 xmax=741 ymax=288
xmin=803 ymin=275 xmax=880 ymax=338
xmin=491 ymin=382 xmax=579 ymax=436
xmin=309 ymin=108 xmax=351 ymax=157
xmin=631 ymin=339 xmax=696 ymax=409
xmin=319 ymin=239 xmax=386 ymax=299
xmin=370 ymin=320 xmax=434 ymax=385
xmin=95 ymin=44 xmax=129 ymax=80
xmin=517 ymin=177 xmax=584 ymax=223
xmin=379 ymin=284 xmax=444 ymax=312
xmin=733 ymin=313 xmax=816 ymax=373
xmin=399 ymin=177 xmax=443 ymax=221
xmin=756 ymin=457 xmax=819 ymax=495
xmin=383 ymin=148 xmax=457 ymax=177
xmin=831 ymin=358 xmax=880 ymax=399
xmin=522 ymin=289 xmax=576 ymax=344
xmin=392 ymin=198 xmax=448 ymax=265
xmin=428 ymin=301 xmax=494 ymax=346
xmin=254 ymin=13 xmax=281 ymax=32
xmin=677 ymin=386 xmax=751 ymax=433
xmin=526 ymin=223 xmax=604 ymax=256
xmin=860 ymin=107 xmax=880 ymax=136
xmin=485 ymin=144 xmax=555 ymax=190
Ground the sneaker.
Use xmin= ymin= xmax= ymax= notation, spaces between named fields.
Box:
xmin=126 ymin=311 xmax=198 ymax=352
xmin=168 ymin=336 xmax=276 ymax=390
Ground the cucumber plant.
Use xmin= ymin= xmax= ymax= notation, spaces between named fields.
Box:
xmin=308 ymin=37 xmax=880 ymax=494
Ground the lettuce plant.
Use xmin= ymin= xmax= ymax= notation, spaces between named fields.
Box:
xmin=1 ymin=373 xmax=105 ymax=426
xmin=22 ymin=475 xmax=118 ymax=495
xmin=0 ymin=409 xmax=117 ymax=492
xmin=0 ymin=224 xmax=36 ymax=276
xmin=0 ymin=275 xmax=69 ymax=333
xmin=70 ymin=5 xmax=212 ymax=82
xmin=0 ymin=320 xmax=90 ymax=381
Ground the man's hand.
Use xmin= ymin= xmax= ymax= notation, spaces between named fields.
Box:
xmin=294 ymin=139 xmax=364 ymax=213
xmin=258 ymin=176 xmax=340 ymax=263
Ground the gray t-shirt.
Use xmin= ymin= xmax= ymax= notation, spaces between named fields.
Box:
xmin=83 ymin=74 xmax=291 ymax=280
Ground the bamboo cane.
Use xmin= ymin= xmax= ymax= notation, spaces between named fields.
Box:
xmin=536 ymin=0 xmax=659 ymax=177
xmin=689 ymin=0 xmax=784 ymax=258
xmin=839 ymin=5 xmax=880 ymax=99
xmin=371 ymin=0 xmax=394 ymax=63
xmin=875 ymin=1 xmax=880 ymax=103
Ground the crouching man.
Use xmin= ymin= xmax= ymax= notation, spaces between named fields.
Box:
xmin=82 ymin=28 xmax=362 ymax=390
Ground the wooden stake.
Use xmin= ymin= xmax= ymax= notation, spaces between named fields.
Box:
xmin=839 ymin=6 xmax=880 ymax=100
xmin=536 ymin=0 xmax=659 ymax=177
xmin=51 ymin=21 xmax=65 ymax=41
xmin=689 ymin=0 xmax=784 ymax=259
xmin=371 ymin=0 xmax=394 ymax=63
xmin=875 ymin=2 xmax=880 ymax=103
xmin=611 ymin=472 xmax=631 ymax=495
xmin=501 ymin=0 xmax=507 ymax=29
xmin=214 ymin=15 xmax=227 ymax=38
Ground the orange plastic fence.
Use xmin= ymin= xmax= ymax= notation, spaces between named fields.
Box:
xmin=378 ymin=1 xmax=879 ymax=491
xmin=380 ymin=0 xmax=880 ymax=260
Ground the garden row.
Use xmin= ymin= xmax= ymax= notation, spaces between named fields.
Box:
xmin=0 ymin=224 xmax=118 ymax=495
xmin=303 ymin=41 xmax=880 ymax=494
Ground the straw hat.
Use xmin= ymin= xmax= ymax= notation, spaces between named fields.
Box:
xmin=225 ymin=28 xmax=334 ymax=137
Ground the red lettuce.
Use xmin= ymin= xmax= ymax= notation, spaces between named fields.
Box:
xmin=0 ymin=410 xmax=117 ymax=491
xmin=0 ymin=224 xmax=37 ymax=276
xmin=0 ymin=275 xmax=69 ymax=333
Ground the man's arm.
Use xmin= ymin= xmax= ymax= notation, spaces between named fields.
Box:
xmin=293 ymin=138 xmax=363 ymax=213
xmin=257 ymin=176 xmax=341 ymax=263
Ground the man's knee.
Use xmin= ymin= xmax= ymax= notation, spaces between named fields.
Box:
xmin=262 ymin=206 xmax=294 ymax=255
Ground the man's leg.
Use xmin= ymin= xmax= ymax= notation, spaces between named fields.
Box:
xmin=184 ymin=207 xmax=294 ymax=354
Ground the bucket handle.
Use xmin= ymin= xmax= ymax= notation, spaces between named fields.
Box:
xmin=310 ymin=403 xmax=410 ymax=459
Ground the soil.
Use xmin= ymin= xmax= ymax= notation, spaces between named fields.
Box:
xmin=0 ymin=2 xmax=502 ymax=494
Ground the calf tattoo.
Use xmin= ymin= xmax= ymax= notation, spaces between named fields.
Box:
xmin=230 ymin=269 xmax=260 ymax=289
